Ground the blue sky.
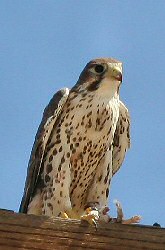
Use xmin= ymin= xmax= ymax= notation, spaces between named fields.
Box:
xmin=0 ymin=0 xmax=165 ymax=227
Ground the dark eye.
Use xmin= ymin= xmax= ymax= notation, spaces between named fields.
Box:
xmin=89 ymin=63 xmax=106 ymax=75
xmin=94 ymin=64 xmax=105 ymax=74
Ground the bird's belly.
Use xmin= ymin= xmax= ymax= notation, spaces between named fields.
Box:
xmin=67 ymin=129 xmax=115 ymax=213
xmin=65 ymin=103 xmax=119 ymax=213
xmin=68 ymin=139 xmax=107 ymax=213
xmin=42 ymin=100 xmax=119 ymax=216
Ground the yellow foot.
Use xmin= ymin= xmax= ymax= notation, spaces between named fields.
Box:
xmin=59 ymin=211 xmax=69 ymax=219
xmin=81 ymin=207 xmax=99 ymax=229
xmin=59 ymin=209 xmax=79 ymax=220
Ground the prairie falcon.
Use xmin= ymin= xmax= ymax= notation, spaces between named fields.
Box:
xmin=20 ymin=58 xmax=135 ymax=223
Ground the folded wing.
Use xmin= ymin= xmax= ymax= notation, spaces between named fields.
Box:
xmin=19 ymin=88 xmax=70 ymax=213
xmin=112 ymin=101 xmax=131 ymax=176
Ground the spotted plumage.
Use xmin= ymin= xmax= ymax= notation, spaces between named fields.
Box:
xmin=19 ymin=58 xmax=130 ymax=221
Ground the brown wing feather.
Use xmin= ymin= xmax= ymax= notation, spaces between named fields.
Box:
xmin=19 ymin=88 xmax=69 ymax=213
xmin=112 ymin=101 xmax=130 ymax=175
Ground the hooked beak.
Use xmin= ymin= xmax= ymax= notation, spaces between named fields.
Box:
xmin=111 ymin=66 xmax=122 ymax=82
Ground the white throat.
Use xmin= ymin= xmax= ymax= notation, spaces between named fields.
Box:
xmin=95 ymin=78 xmax=120 ymax=100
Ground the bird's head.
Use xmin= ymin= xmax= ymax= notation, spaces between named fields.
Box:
xmin=72 ymin=58 xmax=122 ymax=98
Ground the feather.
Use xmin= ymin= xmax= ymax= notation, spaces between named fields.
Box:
xmin=112 ymin=100 xmax=131 ymax=175
xmin=19 ymin=88 xmax=69 ymax=213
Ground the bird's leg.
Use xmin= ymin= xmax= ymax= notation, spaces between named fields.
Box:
xmin=59 ymin=208 xmax=79 ymax=219
xmin=81 ymin=202 xmax=100 ymax=229
xmin=47 ymin=162 xmax=79 ymax=220
xmin=81 ymin=200 xmax=141 ymax=228
xmin=59 ymin=211 xmax=69 ymax=219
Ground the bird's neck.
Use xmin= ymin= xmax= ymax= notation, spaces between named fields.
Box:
xmin=95 ymin=78 xmax=120 ymax=100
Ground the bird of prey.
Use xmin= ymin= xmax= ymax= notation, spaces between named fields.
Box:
xmin=19 ymin=58 xmax=136 ymax=224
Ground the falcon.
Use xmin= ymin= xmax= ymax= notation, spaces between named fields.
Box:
xmin=19 ymin=58 xmax=139 ymax=224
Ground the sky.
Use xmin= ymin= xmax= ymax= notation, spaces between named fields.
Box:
xmin=0 ymin=0 xmax=165 ymax=227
